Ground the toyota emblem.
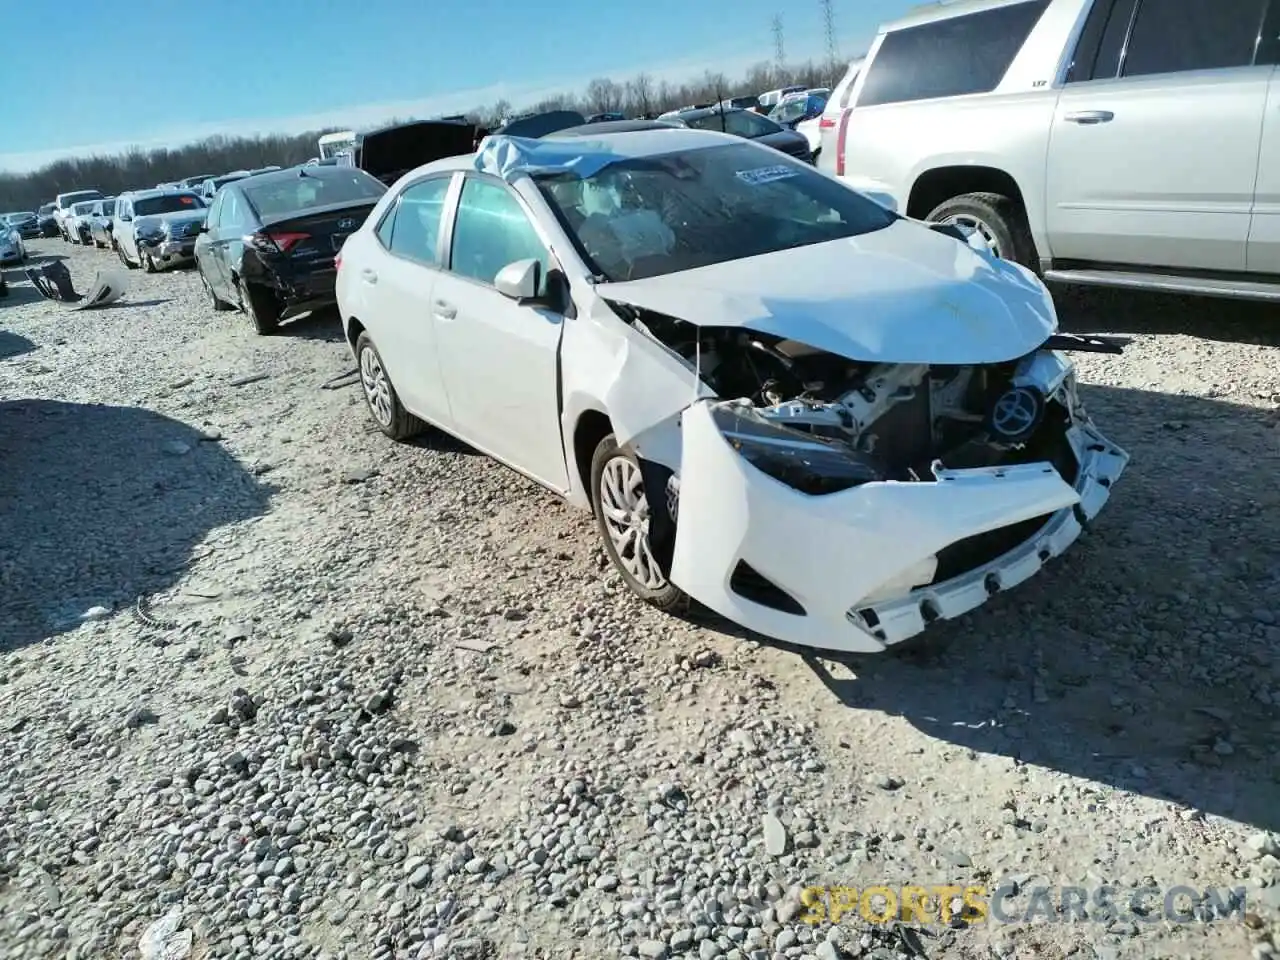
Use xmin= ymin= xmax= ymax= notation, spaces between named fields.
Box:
xmin=990 ymin=386 xmax=1043 ymax=440
xmin=337 ymin=218 xmax=356 ymax=230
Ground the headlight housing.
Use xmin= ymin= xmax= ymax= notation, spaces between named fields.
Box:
xmin=710 ymin=401 xmax=884 ymax=495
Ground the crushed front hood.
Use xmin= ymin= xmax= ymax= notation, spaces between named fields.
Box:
xmin=597 ymin=219 xmax=1056 ymax=364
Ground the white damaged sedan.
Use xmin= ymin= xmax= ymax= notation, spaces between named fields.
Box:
xmin=335 ymin=125 xmax=1129 ymax=653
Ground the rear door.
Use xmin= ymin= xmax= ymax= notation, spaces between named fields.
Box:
xmin=210 ymin=190 xmax=250 ymax=300
xmin=359 ymin=173 xmax=458 ymax=427
xmin=1245 ymin=8 xmax=1280 ymax=272
xmin=196 ymin=193 xmax=226 ymax=293
xmin=1046 ymin=0 xmax=1272 ymax=271
xmin=430 ymin=174 xmax=570 ymax=492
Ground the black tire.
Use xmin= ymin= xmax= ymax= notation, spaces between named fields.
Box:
xmin=925 ymin=191 xmax=1036 ymax=269
xmin=118 ymin=242 xmax=138 ymax=270
xmin=354 ymin=332 xmax=424 ymax=441
xmin=241 ymin=282 xmax=280 ymax=335
xmin=590 ymin=433 xmax=687 ymax=612
xmin=200 ymin=268 xmax=234 ymax=311
xmin=141 ymin=248 xmax=157 ymax=273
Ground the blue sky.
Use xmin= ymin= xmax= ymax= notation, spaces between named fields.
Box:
xmin=0 ymin=0 xmax=908 ymax=173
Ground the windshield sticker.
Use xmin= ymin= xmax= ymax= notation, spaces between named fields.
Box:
xmin=735 ymin=165 xmax=799 ymax=186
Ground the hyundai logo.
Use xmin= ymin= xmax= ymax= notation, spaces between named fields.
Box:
xmin=337 ymin=218 xmax=356 ymax=230
xmin=990 ymin=386 xmax=1043 ymax=440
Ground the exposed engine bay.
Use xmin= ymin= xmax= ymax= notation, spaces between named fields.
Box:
xmin=626 ymin=307 xmax=1079 ymax=496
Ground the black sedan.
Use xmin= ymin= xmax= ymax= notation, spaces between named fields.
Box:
xmin=665 ymin=106 xmax=812 ymax=162
xmin=195 ymin=165 xmax=387 ymax=334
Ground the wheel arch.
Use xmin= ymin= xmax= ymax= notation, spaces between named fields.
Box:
xmin=572 ymin=408 xmax=614 ymax=501
xmin=906 ymin=165 xmax=1027 ymax=221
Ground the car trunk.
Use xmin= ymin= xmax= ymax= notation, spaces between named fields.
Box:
xmin=253 ymin=199 xmax=380 ymax=308
xmin=351 ymin=120 xmax=478 ymax=185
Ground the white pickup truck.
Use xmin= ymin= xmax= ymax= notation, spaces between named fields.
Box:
xmin=823 ymin=0 xmax=1280 ymax=303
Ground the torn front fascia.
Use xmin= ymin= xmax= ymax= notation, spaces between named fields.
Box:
xmin=709 ymin=402 xmax=886 ymax=494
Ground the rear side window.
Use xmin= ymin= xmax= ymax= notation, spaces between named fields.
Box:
xmin=243 ymin=172 xmax=385 ymax=219
xmin=858 ymin=0 xmax=1050 ymax=107
xmin=1120 ymin=0 xmax=1267 ymax=78
xmin=386 ymin=177 xmax=451 ymax=264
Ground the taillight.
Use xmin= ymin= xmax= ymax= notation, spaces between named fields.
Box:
xmin=243 ymin=230 xmax=310 ymax=254
xmin=819 ymin=116 xmax=837 ymax=130
xmin=334 ymin=251 xmax=343 ymax=271
xmin=834 ymin=108 xmax=853 ymax=177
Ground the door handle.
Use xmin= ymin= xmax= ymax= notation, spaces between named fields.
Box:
xmin=1064 ymin=110 xmax=1114 ymax=124
xmin=360 ymin=268 xmax=377 ymax=284
xmin=434 ymin=300 xmax=457 ymax=319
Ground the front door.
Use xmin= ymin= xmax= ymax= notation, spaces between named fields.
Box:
xmin=432 ymin=174 xmax=570 ymax=492
xmin=1045 ymin=0 xmax=1271 ymax=272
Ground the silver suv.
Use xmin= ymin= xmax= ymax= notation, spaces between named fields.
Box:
xmin=823 ymin=0 xmax=1280 ymax=302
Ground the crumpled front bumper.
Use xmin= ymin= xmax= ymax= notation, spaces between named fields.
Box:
xmin=146 ymin=238 xmax=196 ymax=265
xmin=668 ymin=395 xmax=1129 ymax=653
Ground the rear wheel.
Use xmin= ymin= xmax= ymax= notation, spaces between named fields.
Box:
xmin=241 ymin=282 xmax=280 ymax=335
xmin=590 ymin=434 xmax=687 ymax=612
xmin=926 ymin=192 xmax=1036 ymax=268
xmin=355 ymin=332 xmax=423 ymax=440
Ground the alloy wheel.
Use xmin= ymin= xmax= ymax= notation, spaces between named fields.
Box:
xmin=359 ymin=346 xmax=393 ymax=428
xmin=939 ymin=214 xmax=1001 ymax=258
xmin=599 ymin=455 xmax=667 ymax=591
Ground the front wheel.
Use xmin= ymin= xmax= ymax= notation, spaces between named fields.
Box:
xmin=590 ymin=434 xmax=687 ymax=611
xmin=141 ymin=248 xmax=157 ymax=273
xmin=926 ymin=192 xmax=1036 ymax=268
xmin=117 ymin=242 xmax=138 ymax=270
xmin=355 ymin=332 xmax=424 ymax=440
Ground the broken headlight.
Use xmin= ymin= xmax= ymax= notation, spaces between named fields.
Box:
xmin=710 ymin=402 xmax=884 ymax=495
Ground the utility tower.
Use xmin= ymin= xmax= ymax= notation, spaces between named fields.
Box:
xmin=821 ymin=0 xmax=839 ymax=65
xmin=771 ymin=14 xmax=786 ymax=69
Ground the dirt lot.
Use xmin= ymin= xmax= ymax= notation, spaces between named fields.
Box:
xmin=1 ymin=240 xmax=1278 ymax=960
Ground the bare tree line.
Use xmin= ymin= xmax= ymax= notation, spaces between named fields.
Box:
xmin=0 ymin=57 xmax=849 ymax=211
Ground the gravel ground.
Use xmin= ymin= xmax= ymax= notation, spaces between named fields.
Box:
xmin=1 ymin=240 xmax=1278 ymax=960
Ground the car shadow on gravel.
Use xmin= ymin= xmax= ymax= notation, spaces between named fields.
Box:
xmin=0 ymin=278 xmax=48 ymax=308
xmin=0 ymin=330 xmax=36 ymax=360
xmin=1053 ymin=284 xmax=1280 ymax=347
xmin=0 ymin=400 xmax=273 ymax=652
xmin=280 ymin=308 xmax=346 ymax=343
xmin=740 ymin=383 xmax=1278 ymax=832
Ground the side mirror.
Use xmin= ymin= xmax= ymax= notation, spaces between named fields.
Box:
xmin=860 ymin=190 xmax=898 ymax=215
xmin=494 ymin=258 xmax=541 ymax=301
xmin=197 ymin=225 xmax=208 ymax=233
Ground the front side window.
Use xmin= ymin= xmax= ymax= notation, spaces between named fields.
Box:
xmin=386 ymin=177 xmax=451 ymax=264
xmin=536 ymin=141 xmax=896 ymax=282
xmin=205 ymin=194 xmax=224 ymax=229
xmin=449 ymin=178 xmax=549 ymax=289
xmin=1121 ymin=0 xmax=1266 ymax=77
xmin=858 ymin=0 xmax=1050 ymax=107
